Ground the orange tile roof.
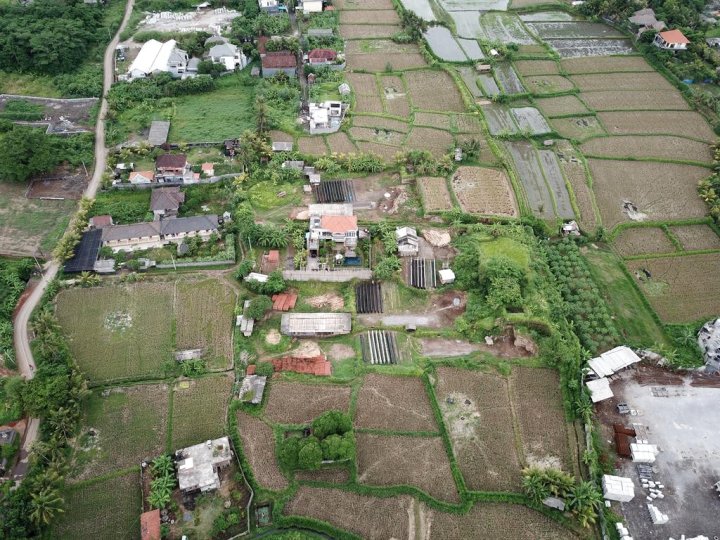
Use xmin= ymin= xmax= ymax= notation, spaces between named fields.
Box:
xmin=201 ymin=162 xmax=214 ymax=171
xmin=659 ymin=29 xmax=689 ymax=44
xmin=267 ymin=250 xmax=280 ymax=263
xmin=141 ymin=510 xmax=161 ymax=540
xmin=129 ymin=170 xmax=154 ymax=182
xmin=246 ymin=364 xmax=256 ymax=375
xmin=320 ymin=215 xmax=357 ymax=234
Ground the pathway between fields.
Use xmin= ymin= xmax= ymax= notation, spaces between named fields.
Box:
xmin=10 ymin=0 xmax=136 ymax=483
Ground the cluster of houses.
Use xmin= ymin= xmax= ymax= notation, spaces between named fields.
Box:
xmin=115 ymin=153 xmax=217 ymax=186
xmin=627 ymin=8 xmax=690 ymax=51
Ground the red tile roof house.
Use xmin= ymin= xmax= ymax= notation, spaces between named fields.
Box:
xmin=140 ymin=509 xmax=161 ymax=540
xmin=155 ymin=153 xmax=193 ymax=183
xmin=319 ymin=215 xmax=358 ymax=247
xmin=201 ymin=162 xmax=215 ymax=177
xmin=128 ymin=170 xmax=155 ymax=185
xmin=307 ymin=48 xmax=337 ymax=66
xmin=653 ymin=29 xmax=690 ymax=51
xmin=261 ymin=51 xmax=297 ymax=78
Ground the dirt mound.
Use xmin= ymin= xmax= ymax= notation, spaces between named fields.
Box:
xmin=265 ymin=329 xmax=281 ymax=345
xmin=306 ymin=293 xmax=344 ymax=310
xmin=422 ymin=228 xmax=451 ymax=247
xmin=292 ymin=340 xmax=322 ymax=358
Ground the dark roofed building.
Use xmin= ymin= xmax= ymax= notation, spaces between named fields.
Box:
xmin=161 ymin=215 xmax=218 ymax=238
xmin=64 ymin=229 xmax=103 ymax=273
xmin=307 ymin=48 xmax=337 ymax=65
xmin=156 ymin=153 xmax=188 ymax=170
xmin=151 ymin=187 xmax=185 ymax=219
xmin=261 ymin=51 xmax=297 ymax=78
xmin=101 ymin=216 xmax=219 ymax=252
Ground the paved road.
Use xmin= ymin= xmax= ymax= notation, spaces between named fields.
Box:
xmin=10 ymin=0 xmax=135 ymax=482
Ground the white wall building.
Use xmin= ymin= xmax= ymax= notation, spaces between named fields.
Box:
xmin=206 ymin=38 xmax=248 ymax=71
xmin=302 ymin=0 xmax=323 ymax=12
xmin=127 ymin=39 xmax=191 ymax=79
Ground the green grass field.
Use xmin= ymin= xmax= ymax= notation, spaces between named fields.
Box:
xmin=585 ymin=248 xmax=668 ymax=348
xmin=53 ymin=471 xmax=141 ymax=540
xmin=0 ymin=70 xmax=61 ymax=97
xmin=169 ymin=74 xmax=256 ymax=143
xmin=170 ymin=375 xmax=233 ymax=449
xmin=71 ymin=384 xmax=170 ymax=480
xmin=478 ymin=236 xmax=530 ymax=269
xmin=56 ymin=283 xmax=175 ymax=383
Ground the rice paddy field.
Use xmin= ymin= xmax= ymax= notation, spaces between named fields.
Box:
xmin=581 ymin=135 xmax=712 ymax=164
xmin=669 ymin=225 xmax=720 ymax=251
xmin=536 ymin=95 xmax=590 ymax=117
xmin=451 ymin=166 xmax=518 ymax=217
xmin=560 ymin=55 xmax=654 ymax=74
xmin=614 ymin=227 xmax=677 ymax=257
xmin=417 ymin=176 xmax=454 ymax=213
xmin=170 ymin=375 xmax=233 ymax=449
xmin=581 ymin=90 xmax=691 ymax=111
xmin=404 ymin=70 xmax=466 ymax=112
xmin=597 ymin=111 xmax=715 ymax=141
xmin=550 ymin=116 xmax=606 ymax=140
xmin=264 ymin=381 xmax=352 ymax=425
xmin=236 ymin=410 xmax=288 ymax=491
xmin=522 ymin=74 xmax=575 ymax=94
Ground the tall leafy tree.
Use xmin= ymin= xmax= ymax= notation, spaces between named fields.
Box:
xmin=0 ymin=127 xmax=57 ymax=183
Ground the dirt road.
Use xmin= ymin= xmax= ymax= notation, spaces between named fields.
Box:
xmin=10 ymin=0 xmax=136 ymax=482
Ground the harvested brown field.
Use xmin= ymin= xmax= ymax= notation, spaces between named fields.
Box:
xmin=510 ymin=367 xmax=573 ymax=471
xmin=347 ymin=51 xmax=428 ymax=72
xmin=571 ymin=72 xmax=674 ymax=92
xmin=295 ymin=467 xmax=350 ymax=484
xmin=352 ymin=114 xmax=409 ymax=132
xmin=536 ymin=95 xmax=589 ymax=117
xmin=405 ymin=70 xmax=465 ymax=112
xmin=414 ymin=112 xmax=453 ymax=130
xmin=581 ymin=90 xmax=690 ymax=111
xmin=354 ymin=93 xmax=384 ymax=114
xmin=356 ymin=433 xmax=459 ymax=502
xmin=597 ymin=110 xmax=714 ymax=141
xmin=588 ymin=159 xmax=710 ymax=229
xmin=385 ymin=93 xmax=411 ymax=117
xmin=626 ymin=253 xmax=720 ymax=323
xmin=264 ymin=381 xmax=352 ymax=424
xmin=381 ymin=74 xmax=405 ymax=94
xmin=670 ymin=225 xmax=720 ymax=251
xmin=175 ymin=278 xmax=235 ymax=369
xmin=561 ymin=55 xmax=653 ymax=73
xmin=336 ymin=0 xmax=393 ymax=8
xmin=349 ymin=126 xmax=404 ymax=146
xmin=451 ymin=166 xmax=517 ymax=217
xmin=556 ymin=140 xmax=597 ymax=231
xmin=435 ymin=367 xmax=522 ymax=492
xmin=428 ymin=501 xmax=580 ymax=539
xmin=284 ymin=487 xmax=412 ymax=539
xmin=236 ymin=411 xmax=288 ymax=491
xmin=523 ymin=75 xmax=575 ymax=94
xmin=582 ymin=135 xmax=711 ymax=163
xmin=614 ymin=227 xmax=676 ymax=257
xmin=355 ymin=374 xmax=438 ymax=432
xmin=355 ymin=141 xmax=401 ymax=161
xmin=550 ymin=116 xmax=606 ymax=140
xmin=406 ymin=127 xmax=454 ymax=157
xmin=297 ymin=137 xmax=329 ymax=155
xmin=268 ymin=130 xmax=293 ymax=143
xmin=513 ymin=60 xmax=560 ymax=76
xmin=346 ymin=72 xmax=378 ymax=95
xmin=345 ymin=39 xmax=419 ymax=55
xmin=454 ymin=114 xmax=483 ymax=133
xmin=417 ymin=176 xmax=454 ymax=213
xmin=326 ymin=132 xmax=358 ymax=154
xmin=340 ymin=9 xmax=400 ymax=25
xmin=340 ymin=24 xmax=400 ymax=39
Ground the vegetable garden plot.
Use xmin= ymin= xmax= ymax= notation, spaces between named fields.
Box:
xmin=561 ymin=55 xmax=654 ymax=74
xmin=546 ymin=38 xmax=633 ymax=58
xmin=425 ymin=26 xmax=468 ymax=62
xmin=355 ymin=373 xmax=438 ymax=432
xmin=479 ymin=12 xmax=537 ymax=45
xmin=526 ymin=21 xmax=624 ymax=39
xmin=458 ymin=38 xmax=485 ymax=59
xmin=398 ymin=0 xmax=436 ymax=20
xmin=580 ymin=89 xmax=690 ymax=111
xmin=669 ymin=225 xmax=720 ymax=251
xmin=417 ymin=176 xmax=454 ymax=213
xmin=314 ymin=180 xmax=355 ymax=203
xmin=340 ymin=9 xmax=400 ymax=25
xmin=451 ymin=166 xmax=518 ymax=217
xmin=614 ymin=227 xmax=677 ymax=257
xmin=355 ymin=281 xmax=383 ymax=314
xmin=236 ymin=411 xmax=288 ymax=491
xmin=587 ymin=159 xmax=710 ymax=229
xmin=550 ymin=116 xmax=605 ymax=140
xmin=359 ymin=330 xmax=398 ymax=364
xmin=571 ymin=72 xmax=674 ymax=92
xmin=285 ymin=487 xmax=413 ymax=540
xmin=494 ymin=63 xmax=525 ymax=94
xmin=478 ymin=73 xmax=501 ymax=96
xmin=627 ymin=253 xmax=720 ymax=323
xmin=356 ymin=433 xmax=460 ymax=503
xmin=404 ymin=70 xmax=466 ymax=112
xmin=406 ymin=127 xmax=454 ymax=157
xmin=171 ymin=375 xmax=232 ymax=449
xmin=429 ymin=501 xmax=580 ymax=540
xmin=536 ymin=95 xmax=589 ymax=117
xmin=522 ymin=74 xmax=575 ymax=95
xmin=513 ymin=59 xmax=560 ymax=76
xmin=482 ymin=103 xmax=518 ymax=135
xmin=510 ymin=367 xmax=573 ymax=472
xmin=435 ymin=367 xmax=522 ymax=492
xmin=597 ymin=110 xmax=715 ymax=141
xmin=581 ymin=135 xmax=712 ymax=164
xmin=511 ymin=107 xmax=551 ymax=135
xmin=408 ymin=258 xmax=437 ymax=289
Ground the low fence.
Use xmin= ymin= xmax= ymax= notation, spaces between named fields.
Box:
xmin=283 ymin=268 xmax=372 ymax=281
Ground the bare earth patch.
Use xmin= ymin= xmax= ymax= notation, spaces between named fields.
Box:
xmin=265 ymin=329 xmax=281 ymax=346
xmin=236 ymin=411 xmax=288 ymax=491
xmin=451 ymin=166 xmax=518 ymax=217
xmin=264 ymin=381 xmax=352 ymax=424
xmin=326 ymin=343 xmax=355 ymax=361
xmin=306 ymin=293 xmax=344 ymax=310
xmin=614 ymin=227 xmax=676 ymax=257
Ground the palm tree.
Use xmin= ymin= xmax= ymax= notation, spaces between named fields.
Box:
xmin=255 ymin=96 xmax=269 ymax=135
xmin=31 ymin=308 xmax=59 ymax=336
xmin=47 ymin=407 xmax=76 ymax=440
xmin=522 ymin=468 xmax=550 ymax=503
xmin=30 ymin=486 xmax=64 ymax=526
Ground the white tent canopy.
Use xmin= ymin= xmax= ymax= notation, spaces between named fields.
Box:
xmin=586 ymin=377 xmax=613 ymax=403
xmin=588 ymin=346 xmax=641 ymax=378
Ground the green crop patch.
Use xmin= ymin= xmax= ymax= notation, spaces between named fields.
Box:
xmin=170 ymin=375 xmax=233 ymax=449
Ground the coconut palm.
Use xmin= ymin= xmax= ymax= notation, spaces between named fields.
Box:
xmin=30 ymin=486 xmax=64 ymax=526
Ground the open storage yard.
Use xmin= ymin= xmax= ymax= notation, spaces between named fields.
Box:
xmin=626 ymin=253 xmax=720 ymax=323
xmin=354 ymin=374 xmax=438 ymax=432
xmin=264 ymin=381 xmax=352 ymax=424
xmin=236 ymin=411 xmax=288 ymax=491
xmin=356 ymin=433 xmax=460 ymax=502
xmin=450 ymin=166 xmax=518 ymax=217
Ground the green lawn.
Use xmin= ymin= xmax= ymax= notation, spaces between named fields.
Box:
xmin=169 ymin=74 xmax=256 ymax=143
xmin=53 ymin=470 xmax=141 ymax=540
xmin=478 ymin=236 xmax=530 ymax=269
xmin=584 ymin=248 xmax=668 ymax=348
